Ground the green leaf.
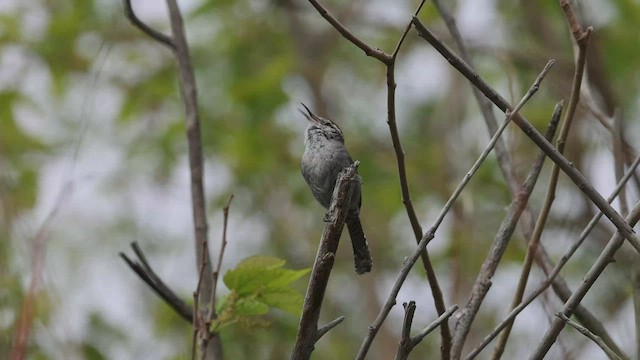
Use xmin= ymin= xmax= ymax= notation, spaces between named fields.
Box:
xmin=223 ymin=255 xmax=286 ymax=295
xmin=221 ymin=255 xmax=310 ymax=318
xmin=235 ymin=298 xmax=269 ymax=316
xmin=259 ymin=288 xmax=304 ymax=316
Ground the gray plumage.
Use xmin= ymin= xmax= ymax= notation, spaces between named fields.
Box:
xmin=300 ymin=103 xmax=372 ymax=274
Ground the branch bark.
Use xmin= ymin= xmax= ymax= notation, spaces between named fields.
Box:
xmin=555 ymin=313 xmax=622 ymax=360
xmin=291 ymin=162 xmax=360 ymax=360
xmin=395 ymin=302 xmax=459 ymax=360
xmin=121 ymin=0 xmax=220 ymax=357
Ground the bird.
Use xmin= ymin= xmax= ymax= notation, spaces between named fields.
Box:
xmin=299 ymin=103 xmax=372 ymax=274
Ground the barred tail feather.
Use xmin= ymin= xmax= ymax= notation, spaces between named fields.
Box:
xmin=346 ymin=214 xmax=373 ymax=274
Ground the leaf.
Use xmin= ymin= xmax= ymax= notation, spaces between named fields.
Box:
xmin=223 ymin=255 xmax=286 ymax=295
xmin=221 ymin=255 xmax=310 ymax=317
xmin=235 ymin=298 xmax=269 ymax=316
xmin=259 ymin=288 xmax=304 ymax=316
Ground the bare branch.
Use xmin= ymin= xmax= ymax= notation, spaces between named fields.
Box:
xmin=122 ymin=0 xmax=175 ymax=50
xmin=397 ymin=301 xmax=417 ymax=359
xmin=432 ymin=0 xmax=522 ymax=196
xmin=121 ymin=1 xmax=219 ymax=356
xmin=632 ymin=261 xmax=640 ymax=356
xmin=555 ymin=313 xmax=622 ymax=360
xmin=209 ymin=195 xmax=234 ymax=323
xmin=613 ymin=112 xmax=628 ymax=216
xmin=120 ymin=243 xmax=193 ymax=322
xmin=306 ymin=0 xmax=391 ymax=63
xmin=392 ymin=0 xmax=427 ymax=58
xmin=315 ymin=316 xmax=346 ymax=342
xmin=193 ymin=239 xmax=209 ymax=359
xmin=412 ymin=17 xmax=640 ymax=255
xmin=395 ymin=303 xmax=458 ymax=360
xmin=385 ymin=4 xmax=451 ymax=353
xmin=291 ymin=162 xmax=360 ymax=360
xmin=413 ymin=305 xmax=459 ymax=348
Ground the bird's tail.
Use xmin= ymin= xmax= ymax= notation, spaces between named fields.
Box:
xmin=345 ymin=214 xmax=373 ymax=274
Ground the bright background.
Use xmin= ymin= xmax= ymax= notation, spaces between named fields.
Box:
xmin=2 ymin=0 xmax=640 ymax=359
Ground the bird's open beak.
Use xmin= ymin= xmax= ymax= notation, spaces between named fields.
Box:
xmin=299 ymin=103 xmax=320 ymax=124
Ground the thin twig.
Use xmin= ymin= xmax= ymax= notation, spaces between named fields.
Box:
xmin=631 ymin=260 xmax=640 ymax=356
xmin=395 ymin=303 xmax=459 ymax=360
xmin=209 ymin=195 xmax=234 ymax=324
xmin=315 ymin=316 xmax=346 ymax=342
xmin=192 ymin=240 xmax=209 ymax=360
xmin=306 ymin=0 xmax=391 ymax=63
xmin=10 ymin=183 xmax=72 ymax=360
xmin=556 ymin=313 xmax=622 ymax=360
xmin=529 ymin=199 xmax=640 ymax=358
xmin=291 ymin=163 xmax=360 ymax=360
xmin=450 ymin=66 xmax=558 ymax=357
xmin=392 ymin=0 xmax=427 ymax=58
xmin=396 ymin=301 xmax=417 ymax=360
xmin=465 ymin=153 xmax=640 ymax=359
xmin=412 ymin=17 xmax=640 ymax=255
xmin=413 ymin=305 xmax=459 ymax=348
xmin=613 ymin=112 xmax=628 ymax=216
xmin=432 ymin=0 xmax=522 ymax=197
xmin=120 ymin=243 xmax=194 ymax=322
xmin=385 ymin=2 xmax=451 ymax=355
xmin=581 ymin=87 xmax=640 ymax=192
xmin=122 ymin=0 xmax=175 ymax=50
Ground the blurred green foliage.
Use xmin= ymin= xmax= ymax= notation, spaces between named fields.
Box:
xmin=2 ymin=0 xmax=640 ymax=359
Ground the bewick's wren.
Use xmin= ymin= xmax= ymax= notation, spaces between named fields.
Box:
xmin=299 ymin=103 xmax=372 ymax=274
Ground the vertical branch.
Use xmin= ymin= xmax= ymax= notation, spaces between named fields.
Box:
xmin=388 ymin=2 xmax=452 ymax=356
xmin=395 ymin=303 xmax=459 ymax=360
xmin=632 ymin=260 xmax=640 ymax=357
xmin=613 ymin=112 xmax=628 ymax=216
xmin=163 ymin=0 xmax=214 ymax=304
xmin=122 ymin=1 xmax=218 ymax=357
xmin=291 ymin=163 xmax=360 ymax=360
xmin=387 ymin=35 xmax=451 ymax=360
xmin=431 ymin=0 xmax=521 ymax=194
xmin=209 ymin=195 xmax=234 ymax=323
xmin=164 ymin=0 xmax=218 ymax=357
